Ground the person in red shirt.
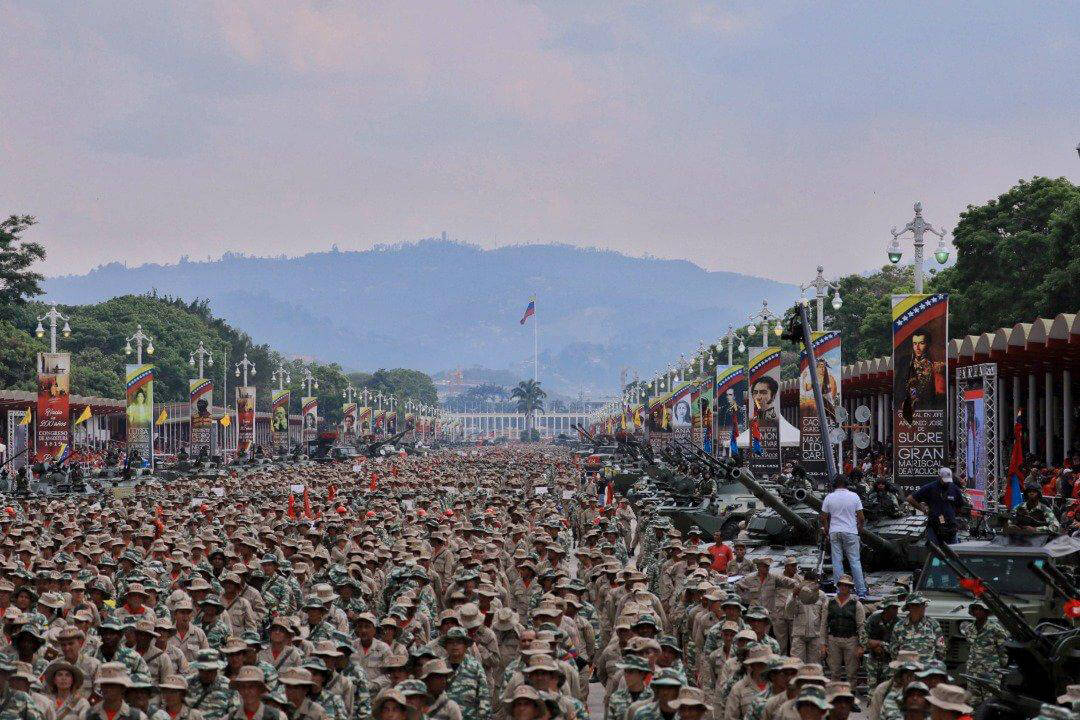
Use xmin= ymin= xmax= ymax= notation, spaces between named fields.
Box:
xmin=709 ymin=531 xmax=733 ymax=572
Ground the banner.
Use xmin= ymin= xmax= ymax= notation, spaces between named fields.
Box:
xmin=798 ymin=331 xmax=842 ymax=487
xmin=956 ymin=363 xmax=998 ymax=511
xmin=342 ymin=403 xmax=357 ymax=442
xmin=387 ymin=411 xmax=397 ymax=434
xmin=747 ymin=347 xmax=782 ymax=478
xmin=405 ymin=412 xmax=416 ymax=431
xmin=125 ymin=364 xmax=154 ymax=468
xmin=302 ymin=396 xmax=318 ymax=444
xmin=892 ymin=293 xmax=949 ymax=493
xmin=358 ymin=405 xmax=372 ymax=435
xmin=35 ymin=352 xmax=71 ymax=461
xmin=715 ymin=365 xmax=747 ymax=457
xmin=699 ymin=382 xmax=714 ymax=453
xmin=670 ymin=384 xmax=693 ymax=445
xmin=236 ymin=386 xmax=256 ymax=455
xmin=189 ymin=379 xmax=215 ymax=457
xmin=5 ymin=410 xmax=30 ymax=471
xmin=374 ymin=408 xmax=385 ymax=434
xmin=271 ymin=389 xmax=291 ymax=454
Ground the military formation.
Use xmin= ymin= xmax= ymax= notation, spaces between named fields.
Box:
xmin=0 ymin=446 xmax=1073 ymax=720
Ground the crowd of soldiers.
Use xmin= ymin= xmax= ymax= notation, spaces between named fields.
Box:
xmin=0 ymin=447 xmax=1074 ymax=720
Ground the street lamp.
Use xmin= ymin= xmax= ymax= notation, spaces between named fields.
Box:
xmin=746 ymin=299 xmax=783 ymax=347
xmin=300 ymin=366 xmax=317 ymax=395
xmin=800 ymin=265 xmax=843 ymax=332
xmin=189 ymin=342 xmax=214 ymax=379
xmin=716 ymin=324 xmax=744 ymax=365
xmin=342 ymin=383 xmax=357 ymax=403
xmin=235 ymin=353 xmax=256 ymax=385
xmin=271 ymin=361 xmax=291 ymax=391
xmin=35 ymin=304 xmax=71 ymax=353
xmin=124 ymin=324 xmax=155 ymax=364
xmin=888 ymin=202 xmax=949 ymax=293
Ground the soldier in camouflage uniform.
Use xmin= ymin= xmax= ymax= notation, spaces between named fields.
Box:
xmin=442 ymin=628 xmax=491 ymax=720
xmin=258 ymin=557 xmax=295 ymax=619
xmin=185 ymin=650 xmax=239 ymax=720
xmin=627 ymin=667 xmax=682 ymax=720
xmin=302 ymin=658 xmax=346 ymax=720
xmin=1008 ymin=485 xmax=1061 ymax=535
xmin=887 ymin=596 xmax=943 ymax=664
xmin=859 ymin=596 xmax=902 ymax=687
xmin=94 ymin=619 xmax=150 ymax=678
xmin=607 ymin=657 xmax=654 ymax=720
xmin=960 ymin=601 xmax=1009 ymax=705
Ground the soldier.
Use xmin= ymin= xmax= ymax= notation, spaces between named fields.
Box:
xmin=607 ymin=657 xmax=653 ymax=720
xmin=868 ymin=654 xmax=922 ymax=720
xmin=887 ymin=596 xmax=943 ymax=664
xmin=157 ymin=674 xmax=202 ymax=720
xmin=627 ymin=667 xmax=682 ymax=720
xmin=924 ymin=684 xmax=973 ymax=720
xmin=95 ymin=618 xmax=150 ymax=678
xmin=420 ymin=660 xmax=464 ymax=720
xmin=302 ymin=657 xmax=346 ymax=720
xmin=131 ymin=620 xmax=174 ymax=686
xmin=735 ymin=558 xmax=800 ymax=623
xmin=959 ymin=600 xmax=1008 ymax=705
xmin=746 ymin=656 xmax=801 ymax=720
xmin=185 ymin=650 xmax=239 ymax=720
xmin=1008 ymin=485 xmax=1061 ymax=535
xmin=793 ymin=686 xmax=833 ymax=720
xmin=786 ymin=578 xmax=826 ymax=665
xmin=822 ymin=576 xmax=864 ymax=686
xmin=258 ymin=618 xmax=303 ymax=675
xmin=722 ymin=644 xmax=773 ymax=720
xmin=859 ymin=597 xmax=902 ymax=688
xmin=356 ymin=613 xmax=393 ymax=681
xmin=84 ymin=663 xmax=143 ymax=720
xmin=442 ymin=627 xmax=491 ymax=720
xmin=669 ymin=686 xmax=712 ymax=720
xmin=170 ymin=600 xmax=208 ymax=664
xmin=227 ymin=666 xmax=281 ymax=720
xmin=259 ymin=556 xmax=295 ymax=619
xmin=727 ymin=543 xmax=756 ymax=577
xmin=279 ymin=668 xmax=325 ymax=720
xmin=771 ymin=558 xmax=800 ymax=656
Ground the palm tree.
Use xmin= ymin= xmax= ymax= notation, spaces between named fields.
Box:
xmin=511 ymin=379 xmax=546 ymax=440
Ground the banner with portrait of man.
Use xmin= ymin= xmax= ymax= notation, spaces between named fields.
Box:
xmin=714 ymin=365 xmax=747 ymax=457
xmin=236 ymin=386 xmax=256 ymax=456
xmin=747 ymin=347 xmax=782 ymax=478
xmin=799 ymin=331 xmax=842 ymax=487
xmin=125 ymin=363 xmax=154 ymax=469
xmin=892 ymin=293 xmax=948 ymax=493
xmin=36 ymin=352 xmax=71 ymax=462
xmin=358 ymin=406 xmax=372 ymax=436
xmin=301 ymin=397 xmax=318 ymax=444
xmin=271 ymin=390 xmax=291 ymax=454
xmin=374 ymin=409 xmax=385 ymax=434
xmin=341 ymin=403 xmax=357 ymax=441
xmin=189 ymin=379 xmax=214 ymax=456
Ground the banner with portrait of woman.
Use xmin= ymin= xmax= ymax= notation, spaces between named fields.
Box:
xmin=892 ymin=293 xmax=948 ymax=494
xmin=271 ymin=390 xmax=291 ymax=453
xmin=125 ymin=364 xmax=154 ymax=468
xmin=799 ymin=331 xmax=841 ymax=486
xmin=747 ymin=347 xmax=782 ymax=478
xmin=670 ymin=384 xmax=693 ymax=446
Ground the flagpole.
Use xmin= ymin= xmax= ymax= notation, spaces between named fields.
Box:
xmin=534 ymin=298 xmax=539 ymax=384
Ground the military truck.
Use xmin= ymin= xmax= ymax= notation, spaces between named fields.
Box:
xmin=918 ymin=535 xmax=1080 ymax=668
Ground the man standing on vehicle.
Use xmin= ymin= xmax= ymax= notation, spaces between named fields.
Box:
xmin=906 ymin=468 xmax=965 ymax=545
xmin=820 ymin=476 xmax=868 ymax=598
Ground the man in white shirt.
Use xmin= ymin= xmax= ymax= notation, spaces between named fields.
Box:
xmin=820 ymin=475 xmax=868 ymax=598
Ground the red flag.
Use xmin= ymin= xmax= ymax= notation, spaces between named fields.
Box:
xmin=303 ymin=487 xmax=313 ymax=519
xmin=369 ymin=472 xmax=378 ymax=492
xmin=604 ymin=482 xmax=614 ymax=507
xmin=1065 ymin=598 xmax=1080 ymax=620
xmin=958 ymin=577 xmax=987 ymax=597
xmin=1005 ymin=410 xmax=1025 ymax=508
xmin=328 ymin=483 xmax=336 ymax=502
xmin=154 ymin=504 xmax=165 ymax=537
xmin=287 ymin=493 xmax=296 ymax=520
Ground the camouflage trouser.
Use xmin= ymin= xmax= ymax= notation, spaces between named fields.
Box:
xmin=963 ymin=670 xmax=1003 ymax=707
xmin=863 ymin=650 xmax=891 ymax=688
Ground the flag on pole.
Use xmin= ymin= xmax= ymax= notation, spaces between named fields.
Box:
xmin=155 ymin=409 xmax=168 ymax=426
xmin=749 ymin=415 xmax=764 ymax=455
xmin=519 ymin=297 xmax=536 ymax=325
xmin=730 ymin=409 xmax=740 ymax=456
xmin=18 ymin=411 xmax=30 ymax=426
xmin=287 ymin=493 xmax=296 ymax=519
xmin=74 ymin=406 xmax=92 ymax=425
xmin=303 ymin=486 xmax=313 ymax=519
xmin=1004 ymin=409 xmax=1024 ymax=509
xmin=219 ymin=414 xmax=231 ymax=427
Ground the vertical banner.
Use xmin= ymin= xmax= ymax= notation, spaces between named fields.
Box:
xmin=956 ymin=363 xmax=998 ymax=511
xmin=670 ymin=384 xmax=693 ymax=446
xmin=699 ymin=383 xmax=714 ymax=453
xmin=125 ymin=363 xmax=154 ymax=468
xmin=271 ymin=390 xmax=291 ymax=454
xmin=302 ymin=396 xmax=318 ymax=444
xmin=341 ymin=403 xmax=357 ymax=442
xmin=236 ymin=386 xmax=256 ymax=455
xmin=35 ymin=352 xmax=71 ymax=462
xmin=6 ymin=410 xmax=30 ymax=471
xmin=387 ymin=411 xmax=397 ymax=434
xmin=799 ymin=331 xmax=842 ymax=487
xmin=359 ymin=406 xmax=372 ymax=436
xmin=892 ymin=293 xmax=949 ymax=494
xmin=189 ymin=379 xmax=215 ymax=456
xmin=747 ymin=347 xmax=782 ymax=478
xmin=715 ymin=366 xmax=747 ymax=458
xmin=405 ymin=412 xmax=416 ymax=432
xmin=374 ymin=408 xmax=385 ymax=435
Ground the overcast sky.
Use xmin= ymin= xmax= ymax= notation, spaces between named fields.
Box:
xmin=4 ymin=1 xmax=1078 ymax=283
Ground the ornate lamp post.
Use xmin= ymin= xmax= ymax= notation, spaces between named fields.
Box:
xmin=300 ymin=367 xmax=317 ymax=395
xmin=124 ymin=324 xmax=155 ymax=364
xmin=35 ymin=304 xmax=71 ymax=353
xmin=189 ymin=342 xmax=214 ymax=379
xmin=888 ymin=202 xmax=949 ymax=293
xmin=746 ymin=300 xmax=783 ymax=347
xmin=271 ymin=361 xmax=291 ymax=391
xmin=235 ymin=353 xmax=257 ymax=385
xmin=800 ymin=265 xmax=843 ymax=332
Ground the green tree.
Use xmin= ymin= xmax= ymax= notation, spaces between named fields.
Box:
xmin=932 ymin=176 xmax=1080 ymax=336
xmin=0 ymin=215 xmax=46 ymax=318
xmin=511 ymin=379 xmax=546 ymax=440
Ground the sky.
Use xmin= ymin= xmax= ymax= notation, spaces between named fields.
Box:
xmin=3 ymin=1 xmax=1078 ymax=283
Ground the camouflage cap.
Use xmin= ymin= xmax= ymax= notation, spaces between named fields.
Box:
xmin=615 ymin=656 xmax=651 ymax=673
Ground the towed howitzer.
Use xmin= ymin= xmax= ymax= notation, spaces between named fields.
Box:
xmin=928 ymin=541 xmax=1078 ymax=717
xmin=364 ymin=430 xmax=407 ymax=457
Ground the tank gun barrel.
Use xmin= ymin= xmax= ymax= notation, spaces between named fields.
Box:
xmin=729 ymin=465 xmax=816 ymax=537
xmin=1031 ymin=557 xmax=1080 ymax=599
xmin=928 ymin=542 xmax=1052 ymax=656
xmin=1026 ymin=561 xmax=1077 ymax=602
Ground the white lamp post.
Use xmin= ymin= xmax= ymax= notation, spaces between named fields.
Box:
xmin=35 ymin=304 xmax=71 ymax=353
xmin=888 ymin=202 xmax=949 ymax=293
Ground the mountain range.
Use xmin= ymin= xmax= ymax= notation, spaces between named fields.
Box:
xmin=44 ymin=240 xmax=799 ymax=395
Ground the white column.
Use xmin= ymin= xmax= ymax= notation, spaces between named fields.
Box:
xmin=1045 ymin=371 xmax=1053 ymax=465
xmin=1012 ymin=375 xmax=1020 ymax=424
xmin=1028 ymin=374 xmax=1037 ymax=454
xmin=1064 ymin=370 xmax=1073 ymax=462
xmin=870 ymin=395 xmax=878 ymax=442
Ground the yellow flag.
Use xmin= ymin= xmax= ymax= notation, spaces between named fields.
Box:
xmin=74 ymin=406 xmax=92 ymax=425
xmin=18 ymin=411 xmax=31 ymax=426
xmin=219 ymin=414 xmax=231 ymax=427
xmin=155 ymin=409 xmax=168 ymax=426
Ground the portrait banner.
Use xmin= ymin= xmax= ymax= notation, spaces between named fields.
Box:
xmin=799 ymin=331 xmax=842 ymax=487
xmin=358 ymin=406 xmax=372 ymax=435
xmin=405 ymin=412 xmax=416 ymax=431
xmin=125 ymin=364 xmax=154 ymax=468
xmin=341 ymin=403 xmax=357 ymax=442
xmin=374 ymin=409 xmax=385 ymax=434
xmin=189 ymin=379 xmax=214 ymax=456
xmin=715 ymin=365 xmax=747 ymax=458
xmin=387 ymin=411 xmax=397 ymax=434
xmin=956 ymin=363 xmax=998 ymax=511
xmin=302 ymin=396 xmax=318 ymax=444
xmin=670 ymin=385 xmax=694 ymax=446
xmin=6 ymin=410 xmax=30 ymax=471
xmin=697 ymin=382 xmax=714 ymax=453
xmin=892 ymin=293 xmax=949 ymax=494
xmin=236 ymin=386 xmax=256 ymax=455
xmin=271 ymin=390 xmax=291 ymax=454
xmin=747 ymin=347 xmax=782 ymax=478
xmin=36 ymin=352 xmax=71 ymax=462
